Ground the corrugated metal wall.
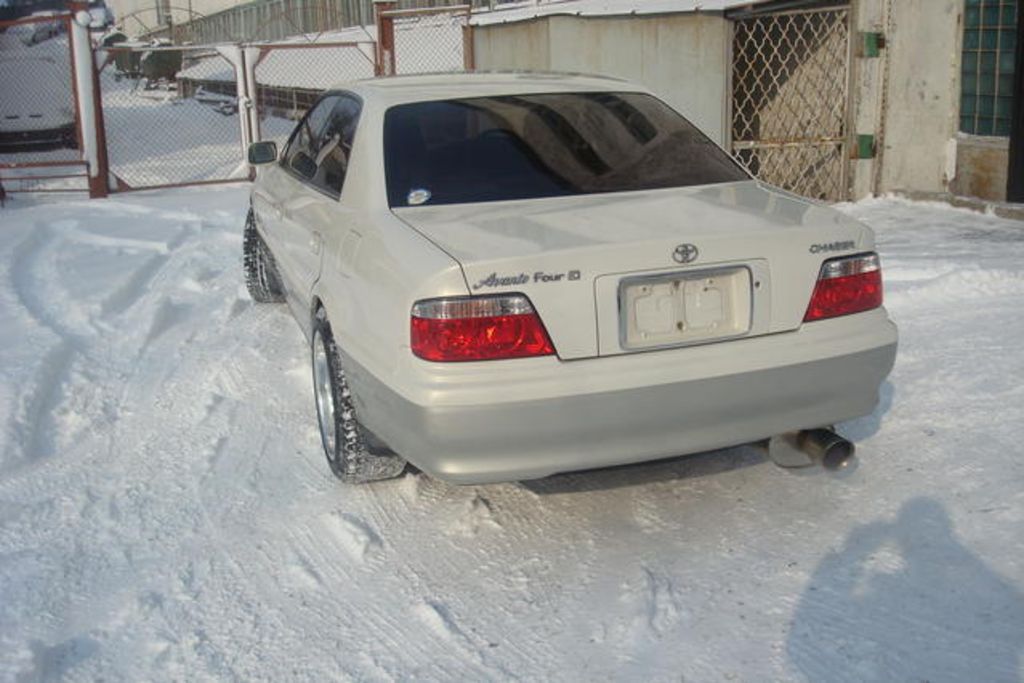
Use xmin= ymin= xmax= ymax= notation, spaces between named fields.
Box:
xmin=148 ymin=0 xmax=489 ymax=43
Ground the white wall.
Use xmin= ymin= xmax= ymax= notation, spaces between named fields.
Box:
xmin=474 ymin=13 xmax=731 ymax=145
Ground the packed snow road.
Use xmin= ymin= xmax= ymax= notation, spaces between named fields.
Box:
xmin=0 ymin=188 xmax=1022 ymax=682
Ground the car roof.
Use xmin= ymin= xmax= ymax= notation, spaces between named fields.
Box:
xmin=334 ymin=71 xmax=649 ymax=106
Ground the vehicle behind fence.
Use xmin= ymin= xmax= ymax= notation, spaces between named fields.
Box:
xmin=0 ymin=12 xmax=88 ymax=193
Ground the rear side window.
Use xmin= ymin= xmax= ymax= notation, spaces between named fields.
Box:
xmin=281 ymin=93 xmax=362 ymax=197
xmin=384 ymin=92 xmax=748 ymax=207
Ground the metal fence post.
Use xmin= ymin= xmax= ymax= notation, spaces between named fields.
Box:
xmin=215 ymin=44 xmax=255 ymax=175
xmin=462 ymin=11 xmax=475 ymax=71
xmin=69 ymin=3 xmax=109 ymax=198
xmin=374 ymin=0 xmax=396 ymax=76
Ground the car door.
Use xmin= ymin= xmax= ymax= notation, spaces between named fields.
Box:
xmin=278 ymin=94 xmax=363 ymax=319
xmin=254 ymin=95 xmax=338 ymax=310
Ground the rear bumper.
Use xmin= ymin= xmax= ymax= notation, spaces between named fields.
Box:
xmin=347 ymin=309 xmax=898 ymax=484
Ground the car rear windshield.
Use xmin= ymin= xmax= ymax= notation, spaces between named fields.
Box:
xmin=384 ymin=91 xmax=748 ymax=207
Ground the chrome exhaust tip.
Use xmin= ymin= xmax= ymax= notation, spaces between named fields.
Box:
xmin=798 ymin=428 xmax=856 ymax=471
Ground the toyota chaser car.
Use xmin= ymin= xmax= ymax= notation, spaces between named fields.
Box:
xmin=244 ymin=72 xmax=897 ymax=485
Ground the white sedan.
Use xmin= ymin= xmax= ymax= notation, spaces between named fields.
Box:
xmin=245 ymin=72 xmax=897 ymax=485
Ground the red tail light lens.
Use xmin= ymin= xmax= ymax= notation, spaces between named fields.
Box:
xmin=804 ymin=253 xmax=883 ymax=322
xmin=411 ymin=295 xmax=555 ymax=362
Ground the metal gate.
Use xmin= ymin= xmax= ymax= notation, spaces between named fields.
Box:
xmin=97 ymin=44 xmax=250 ymax=191
xmin=0 ymin=12 xmax=88 ymax=194
xmin=731 ymin=6 xmax=851 ymax=202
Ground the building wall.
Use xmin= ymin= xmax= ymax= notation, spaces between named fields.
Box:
xmin=478 ymin=2 xmax=1011 ymax=203
xmin=472 ymin=17 xmax=550 ymax=72
xmin=473 ymin=13 xmax=731 ymax=145
xmin=876 ymin=0 xmax=963 ymax=197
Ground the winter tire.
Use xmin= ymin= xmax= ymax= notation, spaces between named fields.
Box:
xmin=242 ymin=208 xmax=285 ymax=303
xmin=311 ymin=310 xmax=406 ymax=483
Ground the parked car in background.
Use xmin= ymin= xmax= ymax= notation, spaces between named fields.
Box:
xmin=11 ymin=11 xmax=63 ymax=45
xmin=0 ymin=53 xmax=77 ymax=150
xmin=0 ymin=0 xmax=16 ymax=24
xmin=244 ymin=72 xmax=898 ymax=485
xmin=87 ymin=0 xmax=114 ymax=31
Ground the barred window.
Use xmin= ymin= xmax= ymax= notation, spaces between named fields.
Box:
xmin=961 ymin=0 xmax=1018 ymax=136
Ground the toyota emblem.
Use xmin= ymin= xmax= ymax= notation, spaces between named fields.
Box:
xmin=672 ymin=243 xmax=699 ymax=264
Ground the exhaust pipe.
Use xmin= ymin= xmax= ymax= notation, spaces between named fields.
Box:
xmin=798 ymin=428 xmax=856 ymax=471
xmin=765 ymin=427 xmax=856 ymax=470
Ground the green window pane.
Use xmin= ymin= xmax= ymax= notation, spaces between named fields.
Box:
xmin=962 ymin=72 xmax=979 ymax=94
xmin=959 ymin=0 xmax=1015 ymax=137
xmin=1001 ymin=3 xmax=1017 ymax=25
xmin=999 ymin=73 xmax=1015 ymax=94
xmin=1001 ymin=27 xmax=1017 ymax=48
xmin=996 ymin=96 xmax=1015 ymax=117
xmin=999 ymin=50 xmax=1017 ymax=72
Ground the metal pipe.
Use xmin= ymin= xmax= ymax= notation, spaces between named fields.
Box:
xmin=798 ymin=428 xmax=856 ymax=471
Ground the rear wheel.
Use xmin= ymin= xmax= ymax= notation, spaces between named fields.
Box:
xmin=242 ymin=208 xmax=284 ymax=303
xmin=312 ymin=311 xmax=406 ymax=483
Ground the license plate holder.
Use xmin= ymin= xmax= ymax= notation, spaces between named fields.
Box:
xmin=619 ymin=266 xmax=753 ymax=350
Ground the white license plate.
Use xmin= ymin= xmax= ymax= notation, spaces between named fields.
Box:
xmin=619 ymin=267 xmax=753 ymax=350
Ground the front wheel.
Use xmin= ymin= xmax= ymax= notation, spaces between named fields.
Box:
xmin=312 ymin=312 xmax=406 ymax=484
xmin=242 ymin=208 xmax=285 ymax=303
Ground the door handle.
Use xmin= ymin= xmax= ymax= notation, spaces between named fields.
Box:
xmin=310 ymin=231 xmax=322 ymax=255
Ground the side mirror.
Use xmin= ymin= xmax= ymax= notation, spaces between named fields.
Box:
xmin=248 ymin=141 xmax=277 ymax=165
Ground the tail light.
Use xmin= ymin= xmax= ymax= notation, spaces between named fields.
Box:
xmin=411 ymin=294 xmax=555 ymax=362
xmin=804 ymin=252 xmax=883 ymax=322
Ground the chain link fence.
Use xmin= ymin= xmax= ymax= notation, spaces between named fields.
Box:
xmin=250 ymin=41 xmax=376 ymax=146
xmin=0 ymin=14 xmax=87 ymax=193
xmin=98 ymin=44 xmax=248 ymax=189
xmin=731 ymin=7 xmax=851 ymax=202
xmin=381 ymin=5 xmax=471 ymax=75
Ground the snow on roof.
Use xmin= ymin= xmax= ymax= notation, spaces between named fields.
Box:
xmin=471 ymin=0 xmax=774 ymax=26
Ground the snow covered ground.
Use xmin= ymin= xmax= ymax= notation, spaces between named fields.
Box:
xmin=0 ymin=188 xmax=1022 ymax=681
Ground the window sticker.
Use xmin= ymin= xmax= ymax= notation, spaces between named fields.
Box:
xmin=407 ymin=188 xmax=432 ymax=205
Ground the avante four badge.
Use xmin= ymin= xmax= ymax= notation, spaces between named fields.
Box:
xmin=673 ymin=243 xmax=699 ymax=264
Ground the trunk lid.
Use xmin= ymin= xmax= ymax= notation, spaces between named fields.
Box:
xmin=394 ymin=181 xmax=872 ymax=360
